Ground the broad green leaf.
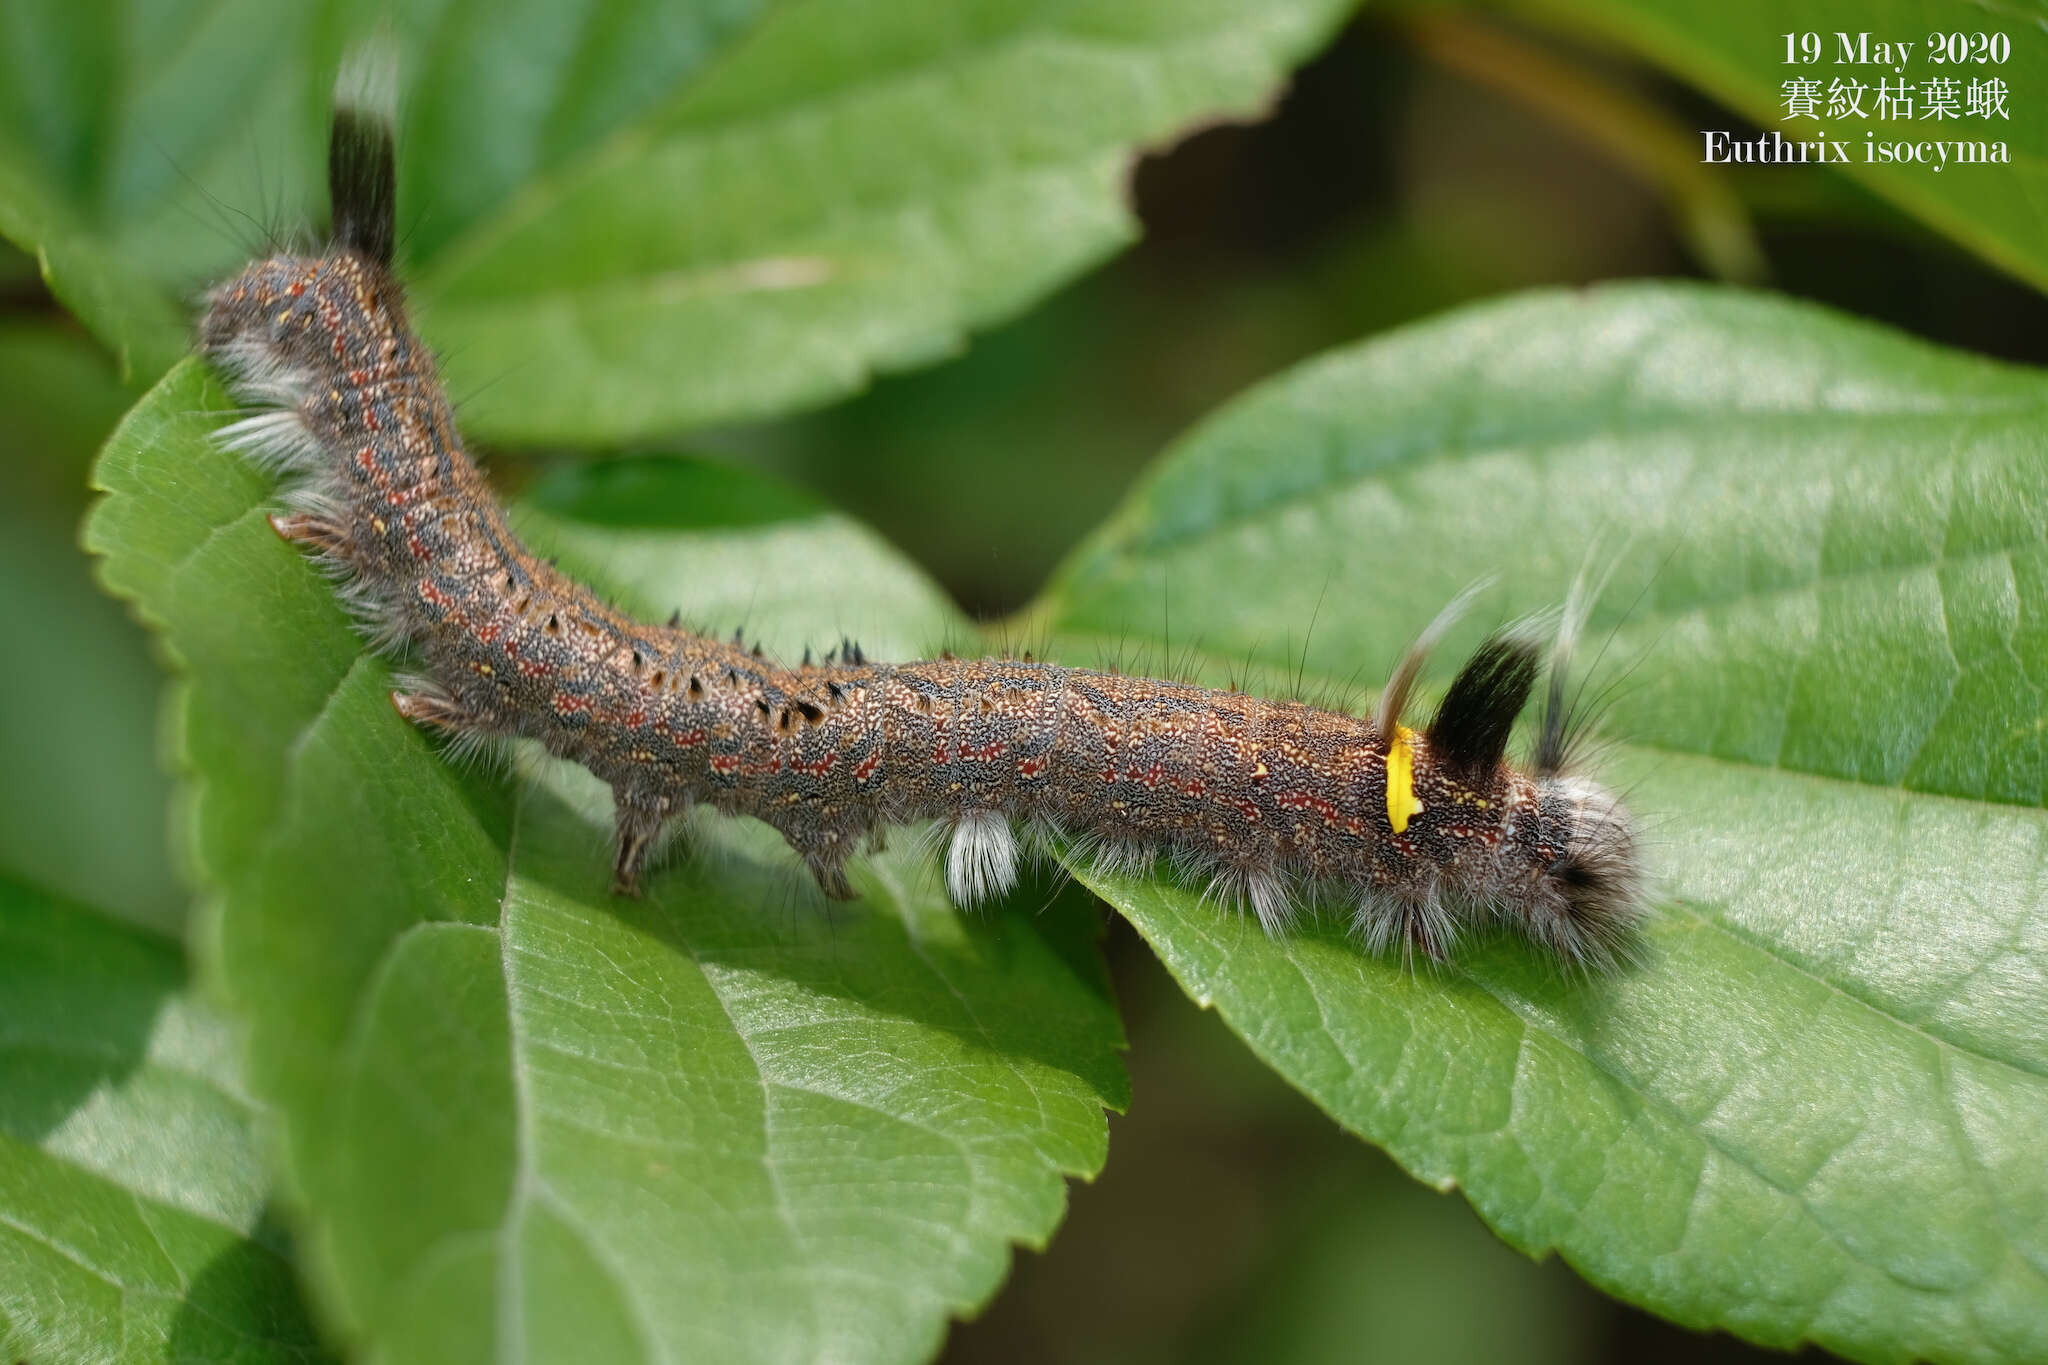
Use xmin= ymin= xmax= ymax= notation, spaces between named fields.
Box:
xmin=85 ymin=361 xmax=1127 ymax=1365
xmin=0 ymin=324 xmax=184 ymax=933
xmin=0 ymin=136 xmax=187 ymax=382
xmin=415 ymin=0 xmax=1354 ymax=442
xmin=1028 ymin=283 xmax=2048 ymax=1365
xmin=1526 ymin=0 xmax=2048 ymax=291
xmin=0 ymin=0 xmax=320 ymax=378
xmin=0 ymin=0 xmax=1349 ymax=437
xmin=0 ymin=0 xmax=764 ymax=373
xmin=0 ymin=320 xmax=134 ymax=475
xmin=0 ymin=871 xmax=327 ymax=1364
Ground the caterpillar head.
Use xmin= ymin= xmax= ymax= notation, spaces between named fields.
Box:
xmin=200 ymin=254 xmax=361 ymax=397
xmin=1520 ymin=772 xmax=1645 ymax=970
xmin=199 ymin=67 xmax=398 ymax=397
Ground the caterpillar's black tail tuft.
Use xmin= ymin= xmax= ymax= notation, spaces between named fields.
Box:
xmin=329 ymin=47 xmax=397 ymax=266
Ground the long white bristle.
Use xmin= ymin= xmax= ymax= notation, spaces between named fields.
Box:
xmin=946 ymin=810 xmax=1018 ymax=906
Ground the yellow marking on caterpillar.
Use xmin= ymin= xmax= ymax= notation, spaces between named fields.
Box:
xmin=1386 ymin=725 xmax=1423 ymax=834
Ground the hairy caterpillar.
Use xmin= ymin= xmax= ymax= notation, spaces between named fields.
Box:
xmin=198 ymin=75 xmax=1646 ymax=968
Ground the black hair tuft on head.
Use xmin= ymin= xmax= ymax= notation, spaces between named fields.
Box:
xmin=328 ymin=105 xmax=395 ymax=267
xmin=328 ymin=43 xmax=398 ymax=266
xmin=1427 ymin=634 xmax=1539 ymax=774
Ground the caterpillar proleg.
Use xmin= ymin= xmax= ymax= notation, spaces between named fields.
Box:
xmin=198 ymin=71 xmax=1647 ymax=969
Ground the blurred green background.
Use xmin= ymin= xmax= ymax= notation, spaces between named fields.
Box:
xmin=7 ymin=7 xmax=2039 ymax=1362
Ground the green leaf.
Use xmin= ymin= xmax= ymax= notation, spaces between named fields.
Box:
xmin=0 ymin=324 xmax=184 ymax=933
xmin=0 ymin=0 xmax=329 ymax=380
xmin=0 ymin=135 xmax=187 ymax=382
xmin=0 ymin=0 xmax=1349 ymax=435
xmin=0 ymin=870 xmax=328 ymax=1363
xmin=85 ymin=361 xmax=1127 ymax=1365
xmin=415 ymin=0 xmax=1354 ymax=442
xmin=0 ymin=0 xmax=753 ymax=382
xmin=1530 ymin=0 xmax=2048 ymax=291
xmin=1028 ymin=283 xmax=2048 ymax=1365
